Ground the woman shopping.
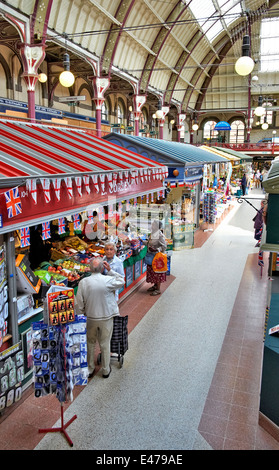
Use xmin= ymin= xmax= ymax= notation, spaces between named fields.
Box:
xmin=143 ymin=219 xmax=167 ymax=296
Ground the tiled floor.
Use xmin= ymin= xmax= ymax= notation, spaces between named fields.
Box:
xmin=1 ymin=203 xmax=279 ymax=450
xmin=0 ymin=275 xmax=175 ymax=450
xmin=198 ymin=250 xmax=279 ymax=450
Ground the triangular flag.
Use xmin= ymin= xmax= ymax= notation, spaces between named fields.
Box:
xmin=83 ymin=175 xmax=91 ymax=194
xmin=92 ymin=174 xmax=99 ymax=193
xmin=40 ymin=178 xmax=51 ymax=203
xmin=26 ymin=179 xmax=37 ymax=204
xmin=53 ymin=178 xmax=61 ymax=201
xmin=75 ymin=177 xmax=82 ymax=197
xmin=65 ymin=177 xmax=73 ymax=199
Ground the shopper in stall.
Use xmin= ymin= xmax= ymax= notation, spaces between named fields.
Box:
xmin=82 ymin=211 xmax=106 ymax=241
xmin=75 ymin=257 xmax=125 ymax=379
xmin=143 ymin=219 xmax=167 ymax=296
xmin=253 ymin=200 xmax=268 ymax=247
xmin=241 ymin=173 xmax=248 ymax=196
xmin=103 ymin=241 xmax=124 ymax=302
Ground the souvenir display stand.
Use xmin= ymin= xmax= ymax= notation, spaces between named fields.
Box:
xmin=32 ymin=286 xmax=88 ymax=447
xmin=0 ymin=122 xmax=167 ymax=413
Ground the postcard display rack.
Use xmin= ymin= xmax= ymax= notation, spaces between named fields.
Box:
xmin=31 ymin=286 xmax=88 ymax=446
xmin=203 ymin=192 xmax=217 ymax=225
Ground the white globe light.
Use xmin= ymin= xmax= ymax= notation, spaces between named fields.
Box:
xmin=59 ymin=70 xmax=75 ymax=87
xmin=254 ymin=106 xmax=265 ymax=117
xmin=156 ymin=109 xmax=164 ymax=119
xmin=38 ymin=73 xmax=47 ymax=83
xmin=262 ymin=122 xmax=269 ymax=130
xmin=235 ymin=56 xmax=254 ymax=76
xmin=192 ymin=123 xmax=199 ymax=131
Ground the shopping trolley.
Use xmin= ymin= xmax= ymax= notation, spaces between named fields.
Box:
xmin=97 ymin=315 xmax=128 ymax=368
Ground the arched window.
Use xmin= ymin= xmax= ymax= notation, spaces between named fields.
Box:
xmin=230 ymin=120 xmax=245 ymax=143
xmin=101 ymin=101 xmax=109 ymax=121
xmin=117 ymin=103 xmax=124 ymax=124
xmin=203 ymin=120 xmax=218 ymax=141
xmin=140 ymin=108 xmax=148 ymax=128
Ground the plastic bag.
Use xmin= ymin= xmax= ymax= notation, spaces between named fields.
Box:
xmin=152 ymin=252 xmax=168 ymax=273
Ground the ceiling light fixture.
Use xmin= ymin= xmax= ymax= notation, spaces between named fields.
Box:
xmin=254 ymin=95 xmax=265 ymax=117
xmin=261 ymin=116 xmax=269 ymax=130
xmin=235 ymin=35 xmax=254 ymax=76
xmin=59 ymin=52 xmax=75 ymax=87
xmin=156 ymin=99 xmax=164 ymax=119
xmin=38 ymin=73 xmax=47 ymax=83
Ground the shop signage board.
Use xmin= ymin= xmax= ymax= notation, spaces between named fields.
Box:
xmin=0 ymin=177 xmax=163 ymax=233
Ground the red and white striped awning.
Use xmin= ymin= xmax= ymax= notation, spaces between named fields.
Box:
xmin=0 ymin=121 xmax=166 ymax=179
xmin=0 ymin=121 xmax=167 ymax=233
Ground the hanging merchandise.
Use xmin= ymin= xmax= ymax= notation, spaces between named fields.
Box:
xmin=47 ymin=287 xmax=75 ymax=326
xmin=20 ymin=227 xmax=30 ymax=248
xmin=203 ymin=192 xmax=217 ymax=224
xmin=4 ymin=187 xmax=22 ymax=218
xmin=32 ymin=315 xmax=88 ymax=402
xmin=0 ymin=244 xmax=8 ymax=348
xmin=0 ymin=342 xmax=24 ymax=411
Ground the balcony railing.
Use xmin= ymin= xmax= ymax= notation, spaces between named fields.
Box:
xmin=195 ymin=142 xmax=279 ymax=153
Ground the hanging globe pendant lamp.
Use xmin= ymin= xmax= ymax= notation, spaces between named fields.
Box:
xmin=235 ymin=35 xmax=254 ymax=76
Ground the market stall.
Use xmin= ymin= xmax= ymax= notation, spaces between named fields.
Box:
xmin=103 ymin=133 xmax=229 ymax=249
xmin=0 ymin=121 xmax=167 ymax=410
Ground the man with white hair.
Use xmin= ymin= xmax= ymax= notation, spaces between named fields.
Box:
xmin=103 ymin=241 xmax=124 ymax=301
xmin=75 ymin=257 xmax=125 ymax=378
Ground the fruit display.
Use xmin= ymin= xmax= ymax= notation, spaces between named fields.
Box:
xmin=59 ymin=259 xmax=90 ymax=272
xmin=47 ymin=265 xmax=81 ymax=282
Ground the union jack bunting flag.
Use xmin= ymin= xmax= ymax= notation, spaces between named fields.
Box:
xmin=258 ymin=250 xmax=264 ymax=267
xmin=58 ymin=217 xmax=66 ymax=235
xmin=42 ymin=221 xmax=51 ymax=240
xmin=5 ymin=187 xmax=22 ymax=218
xmin=87 ymin=210 xmax=94 ymax=224
xmin=73 ymin=213 xmax=81 ymax=230
xmin=20 ymin=227 xmax=30 ymax=248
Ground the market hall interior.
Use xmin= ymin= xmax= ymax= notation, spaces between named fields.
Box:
xmin=0 ymin=188 xmax=278 ymax=451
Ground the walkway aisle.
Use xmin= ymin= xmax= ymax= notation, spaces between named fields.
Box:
xmin=35 ymin=190 xmax=279 ymax=451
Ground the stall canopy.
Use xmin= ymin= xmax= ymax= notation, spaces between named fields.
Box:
xmin=213 ymin=146 xmax=253 ymax=163
xmin=0 ymin=121 xmax=166 ymax=233
xmin=103 ymin=133 xmax=229 ymax=166
xmin=200 ymin=145 xmax=240 ymax=163
xmin=214 ymin=121 xmax=231 ymax=131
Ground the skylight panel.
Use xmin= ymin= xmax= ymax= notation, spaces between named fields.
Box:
xmin=260 ymin=18 xmax=279 ymax=72
xmin=205 ymin=19 xmax=224 ymax=42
